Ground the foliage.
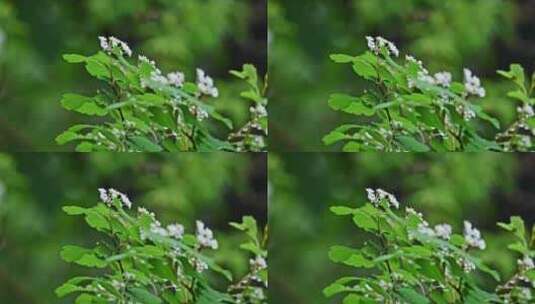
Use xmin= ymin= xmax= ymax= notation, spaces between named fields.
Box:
xmin=324 ymin=37 xmax=534 ymax=152
xmin=325 ymin=189 xmax=535 ymax=303
xmin=57 ymin=188 xmax=267 ymax=304
xmin=56 ymin=37 xmax=267 ymax=152
xmin=269 ymin=0 xmax=522 ymax=151
xmin=0 ymin=1 xmax=264 ymax=150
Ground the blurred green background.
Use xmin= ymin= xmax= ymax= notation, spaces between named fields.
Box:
xmin=0 ymin=152 xmax=266 ymax=303
xmin=0 ymin=0 xmax=266 ymax=151
xmin=269 ymin=153 xmax=535 ymax=303
xmin=269 ymin=0 xmax=535 ymax=151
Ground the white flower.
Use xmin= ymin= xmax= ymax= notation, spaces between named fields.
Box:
xmin=434 ymin=72 xmax=452 ymax=88
xmin=137 ymin=207 xmax=155 ymax=219
xmin=196 ymin=220 xmax=218 ymax=250
xmin=457 ymin=257 xmax=476 ymax=273
xmin=150 ymin=221 xmax=168 ymax=237
xmin=250 ymin=104 xmax=268 ymax=118
xmin=434 ymin=224 xmax=452 ymax=240
xmin=366 ymin=188 xmax=378 ymax=204
xmin=196 ymin=68 xmax=219 ymax=98
xmin=98 ymin=188 xmax=110 ymax=203
xmin=518 ymin=104 xmax=534 ymax=118
xmin=188 ymin=105 xmax=209 ymax=122
xmin=167 ymin=72 xmax=185 ymax=88
xmin=250 ymin=256 xmax=267 ymax=271
xmin=190 ymin=257 xmax=208 ymax=273
xmin=166 ymin=223 xmax=185 ymax=239
xmin=98 ymin=36 xmax=132 ymax=57
xmin=518 ymin=256 xmax=534 ymax=271
xmin=138 ymin=55 xmax=156 ymax=66
xmin=365 ymin=36 xmax=399 ymax=57
xmin=98 ymin=188 xmax=131 ymax=209
xmin=109 ymin=188 xmax=132 ymax=209
xmin=370 ymin=188 xmax=400 ymax=209
xmin=463 ymin=221 xmax=486 ymax=250
xmin=417 ymin=222 xmax=436 ymax=237
xmin=463 ymin=68 xmax=486 ymax=98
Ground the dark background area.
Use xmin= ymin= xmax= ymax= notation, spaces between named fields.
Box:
xmin=269 ymin=153 xmax=535 ymax=303
xmin=0 ymin=152 xmax=267 ymax=303
xmin=0 ymin=0 xmax=266 ymax=151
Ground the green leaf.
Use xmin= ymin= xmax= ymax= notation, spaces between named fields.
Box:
xmin=397 ymin=136 xmax=430 ymax=152
xmin=130 ymin=136 xmax=163 ymax=152
xmin=352 ymin=58 xmax=377 ymax=80
xmin=60 ymin=94 xmax=107 ymax=116
xmin=60 ymin=245 xmax=107 ymax=268
xmin=63 ymin=54 xmax=87 ymax=63
xmin=328 ymin=246 xmax=374 ymax=268
xmin=129 ymin=287 xmax=162 ymax=304
xmin=398 ymin=288 xmax=430 ymax=304
xmin=62 ymin=206 xmax=87 ymax=215
xmin=323 ymin=277 xmax=358 ymax=297
xmin=330 ymin=54 xmax=355 ymax=63
xmin=55 ymin=125 xmax=93 ymax=145
xmin=330 ymin=206 xmax=356 ymax=216
xmin=85 ymin=59 xmax=110 ymax=79
xmin=323 ymin=131 xmax=349 ymax=146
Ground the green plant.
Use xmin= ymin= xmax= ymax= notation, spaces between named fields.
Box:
xmin=323 ymin=36 xmax=535 ymax=152
xmin=56 ymin=188 xmax=267 ymax=304
xmin=56 ymin=36 xmax=267 ymax=152
xmin=324 ymin=188 xmax=535 ymax=303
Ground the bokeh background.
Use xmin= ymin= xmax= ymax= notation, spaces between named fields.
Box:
xmin=0 ymin=0 xmax=266 ymax=151
xmin=269 ymin=0 xmax=535 ymax=151
xmin=0 ymin=153 xmax=267 ymax=303
xmin=269 ymin=153 xmax=535 ymax=303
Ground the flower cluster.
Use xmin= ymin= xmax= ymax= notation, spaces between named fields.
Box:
xmin=98 ymin=188 xmax=132 ymax=209
xmin=365 ymin=188 xmax=399 ymax=208
xmin=463 ymin=68 xmax=486 ymax=98
xmin=366 ymin=36 xmax=399 ymax=57
xmin=196 ymin=68 xmax=219 ymax=98
xmin=98 ymin=36 xmax=132 ymax=57
xmin=463 ymin=220 xmax=486 ymax=250
xmin=58 ymin=190 xmax=267 ymax=303
xmin=196 ymin=220 xmax=219 ymax=249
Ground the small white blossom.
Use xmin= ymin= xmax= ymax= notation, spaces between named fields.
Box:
xmin=365 ymin=36 xmax=399 ymax=57
xmin=518 ymin=256 xmax=534 ymax=272
xmin=463 ymin=221 xmax=486 ymax=250
xmin=166 ymin=223 xmax=185 ymax=239
xmin=457 ymin=257 xmax=476 ymax=273
xmin=196 ymin=68 xmax=219 ymax=98
xmin=98 ymin=36 xmax=132 ymax=57
xmin=167 ymin=72 xmax=185 ymax=87
xmin=518 ymin=104 xmax=534 ymax=118
xmin=98 ymin=188 xmax=111 ymax=203
xmin=366 ymin=188 xmax=378 ymax=204
xmin=150 ymin=221 xmax=169 ymax=237
xmin=190 ymin=257 xmax=208 ymax=273
xmin=98 ymin=188 xmax=131 ymax=208
xmin=417 ymin=222 xmax=436 ymax=237
xmin=250 ymin=256 xmax=267 ymax=271
xmin=367 ymin=188 xmax=400 ymax=209
xmin=250 ymin=104 xmax=268 ymax=117
xmin=434 ymin=72 xmax=452 ymax=88
xmin=434 ymin=224 xmax=452 ymax=240
xmin=463 ymin=68 xmax=486 ymax=98
xmin=196 ymin=220 xmax=218 ymax=250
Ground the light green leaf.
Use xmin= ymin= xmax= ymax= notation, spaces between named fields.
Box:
xmin=61 ymin=94 xmax=107 ymax=116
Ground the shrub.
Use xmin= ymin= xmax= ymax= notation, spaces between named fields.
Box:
xmin=324 ymin=36 xmax=535 ymax=152
xmin=324 ymin=188 xmax=535 ymax=303
xmin=57 ymin=36 xmax=267 ymax=152
xmin=56 ymin=188 xmax=267 ymax=304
